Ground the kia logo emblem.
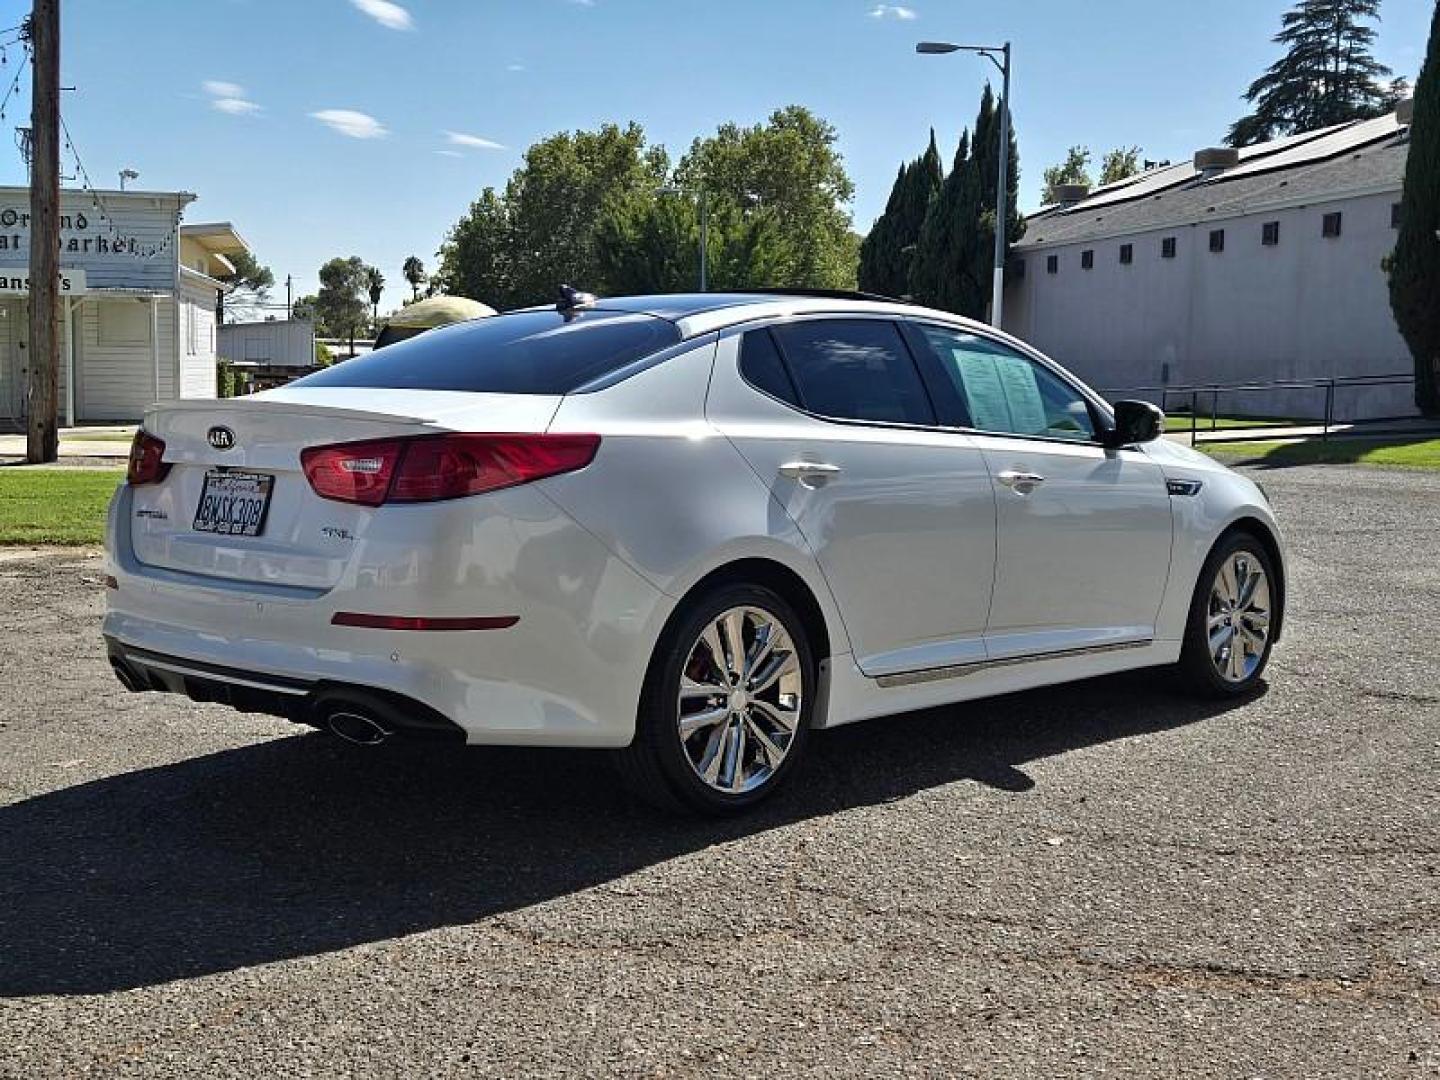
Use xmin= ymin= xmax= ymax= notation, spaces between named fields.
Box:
xmin=207 ymin=426 xmax=236 ymax=451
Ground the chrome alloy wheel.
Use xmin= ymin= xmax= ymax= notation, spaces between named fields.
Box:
xmin=676 ymin=605 xmax=804 ymax=794
xmin=1207 ymin=550 xmax=1272 ymax=683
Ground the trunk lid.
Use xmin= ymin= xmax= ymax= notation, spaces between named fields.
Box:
xmin=126 ymin=389 xmax=562 ymax=589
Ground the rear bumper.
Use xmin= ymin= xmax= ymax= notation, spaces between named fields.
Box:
xmin=103 ymin=480 xmax=676 ymax=748
xmin=105 ymin=638 xmax=466 ymax=742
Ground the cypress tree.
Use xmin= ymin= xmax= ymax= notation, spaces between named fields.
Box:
xmin=859 ymin=131 xmax=944 ymax=297
xmin=1389 ymin=4 xmax=1440 ymax=416
xmin=858 ymin=163 xmax=907 ymax=294
xmin=966 ymin=83 xmax=1024 ymax=321
xmin=909 ymin=129 xmax=971 ymax=310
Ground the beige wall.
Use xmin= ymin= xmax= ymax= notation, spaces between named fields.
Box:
xmin=1005 ymin=190 xmax=1414 ymax=419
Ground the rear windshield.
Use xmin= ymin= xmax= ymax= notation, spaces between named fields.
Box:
xmin=294 ymin=309 xmax=681 ymax=395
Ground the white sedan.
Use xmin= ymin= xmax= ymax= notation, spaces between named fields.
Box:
xmin=104 ymin=291 xmax=1284 ymax=813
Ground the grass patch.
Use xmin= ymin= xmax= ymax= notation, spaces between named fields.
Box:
xmin=1164 ymin=413 xmax=1296 ymax=433
xmin=0 ymin=468 xmax=123 ymax=545
xmin=1204 ymin=437 xmax=1440 ymax=470
xmin=60 ymin=431 xmax=136 ymax=443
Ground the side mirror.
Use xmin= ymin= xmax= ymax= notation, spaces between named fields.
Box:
xmin=1104 ymin=399 xmax=1165 ymax=447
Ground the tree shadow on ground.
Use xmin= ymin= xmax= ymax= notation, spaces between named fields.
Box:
xmin=0 ymin=670 xmax=1260 ymax=996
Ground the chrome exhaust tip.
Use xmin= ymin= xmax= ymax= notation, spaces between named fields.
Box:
xmin=326 ymin=709 xmax=392 ymax=746
xmin=110 ymin=657 xmax=144 ymax=693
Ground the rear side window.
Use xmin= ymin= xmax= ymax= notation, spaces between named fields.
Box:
xmin=739 ymin=329 xmax=800 ymax=405
xmin=768 ymin=320 xmax=935 ymax=426
xmin=293 ymin=310 xmax=681 ymax=395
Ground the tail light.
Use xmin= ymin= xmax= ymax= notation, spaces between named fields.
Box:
xmin=301 ymin=433 xmax=600 ymax=506
xmin=127 ymin=430 xmax=170 ymax=486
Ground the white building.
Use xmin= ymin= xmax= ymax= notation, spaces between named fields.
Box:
xmin=218 ymin=318 xmax=317 ymax=385
xmin=0 ymin=188 xmax=249 ymax=428
xmin=1003 ymin=105 xmax=1416 ymax=419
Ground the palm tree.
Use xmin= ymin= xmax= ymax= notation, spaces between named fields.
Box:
xmin=365 ymin=266 xmax=385 ymax=330
xmin=402 ymin=255 xmax=426 ymax=301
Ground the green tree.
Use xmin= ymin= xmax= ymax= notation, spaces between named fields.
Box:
xmin=1044 ymin=145 xmax=1092 ymax=201
xmin=402 ymin=255 xmax=426 ymax=300
xmin=1100 ymin=146 xmax=1143 ymax=185
xmin=316 ymin=256 xmax=369 ymax=357
xmin=365 ymin=265 xmax=385 ymax=328
xmin=436 ymin=188 xmax=514 ymax=306
xmin=674 ymin=105 xmax=859 ymax=289
xmin=910 ymin=130 xmax=977 ymax=312
xmin=910 ymin=84 xmax=1023 ymax=319
xmin=438 ymin=123 xmax=669 ymax=308
xmin=1227 ymin=0 xmax=1395 ymax=146
xmin=1388 ymin=4 xmax=1440 ymax=416
xmin=859 ymin=130 xmax=944 ymax=297
xmin=218 ymin=250 xmax=275 ymax=323
xmin=292 ymin=293 xmax=318 ymax=327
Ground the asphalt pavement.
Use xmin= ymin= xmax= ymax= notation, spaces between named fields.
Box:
xmin=0 ymin=462 xmax=1437 ymax=1078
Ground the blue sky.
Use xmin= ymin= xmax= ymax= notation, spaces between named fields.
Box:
xmin=0 ymin=0 xmax=1430 ymax=311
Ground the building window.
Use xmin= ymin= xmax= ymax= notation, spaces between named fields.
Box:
xmin=1161 ymin=237 xmax=1177 ymax=259
xmin=1209 ymin=229 xmax=1225 ymax=253
xmin=1119 ymin=243 xmax=1134 ymax=265
xmin=1391 ymin=202 xmax=1403 ymax=229
xmin=1322 ymin=212 xmax=1343 ymax=238
xmin=186 ymin=303 xmax=198 ymax=356
xmin=1081 ymin=250 xmax=1095 ymax=270
xmin=1046 ymin=254 xmax=1059 ymax=274
xmin=1262 ymin=221 xmax=1280 ymax=246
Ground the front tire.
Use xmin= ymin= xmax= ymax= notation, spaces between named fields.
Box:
xmin=1177 ymin=531 xmax=1277 ymax=697
xmin=615 ymin=583 xmax=815 ymax=815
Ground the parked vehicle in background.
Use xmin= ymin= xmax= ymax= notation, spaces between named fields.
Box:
xmin=103 ymin=290 xmax=1284 ymax=814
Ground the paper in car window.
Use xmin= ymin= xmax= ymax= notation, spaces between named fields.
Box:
xmin=993 ymin=352 xmax=1048 ymax=434
xmin=952 ymin=350 xmax=1012 ymax=431
xmin=951 ymin=348 xmax=1048 ymax=435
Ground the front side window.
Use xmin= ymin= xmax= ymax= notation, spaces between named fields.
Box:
xmin=915 ymin=325 xmax=1097 ymax=442
xmin=768 ymin=319 xmax=935 ymax=426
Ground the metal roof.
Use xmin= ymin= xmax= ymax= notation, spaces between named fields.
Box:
xmin=1017 ymin=112 xmax=1409 ymax=250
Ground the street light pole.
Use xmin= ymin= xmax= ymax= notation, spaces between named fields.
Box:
xmin=916 ymin=39 xmax=1012 ymax=328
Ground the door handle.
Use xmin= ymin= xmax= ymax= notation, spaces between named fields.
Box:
xmin=778 ymin=460 xmax=842 ymax=487
xmin=997 ymin=469 xmax=1046 ymax=494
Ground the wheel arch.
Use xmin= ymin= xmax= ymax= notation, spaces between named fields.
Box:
xmin=663 ymin=557 xmax=834 ymax=665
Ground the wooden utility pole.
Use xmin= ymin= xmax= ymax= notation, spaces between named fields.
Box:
xmin=25 ymin=0 xmax=60 ymax=464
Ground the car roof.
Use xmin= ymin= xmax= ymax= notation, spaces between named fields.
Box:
xmin=573 ymin=292 xmax=990 ymax=340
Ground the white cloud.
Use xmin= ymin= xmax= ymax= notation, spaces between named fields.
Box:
xmin=567 ymin=0 xmax=596 ymax=7
xmin=444 ymin=130 xmax=505 ymax=150
xmin=203 ymin=80 xmax=260 ymax=115
xmin=310 ymin=109 xmax=388 ymax=139
xmin=350 ymin=0 xmax=413 ymax=30
xmin=434 ymin=150 xmax=463 ymax=158
xmin=869 ymin=4 xmax=917 ymax=19
xmin=212 ymin=97 xmax=261 ymax=115
xmin=506 ymin=62 xmax=527 ymax=72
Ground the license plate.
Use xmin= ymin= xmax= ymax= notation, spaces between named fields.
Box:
xmin=193 ymin=470 xmax=274 ymax=537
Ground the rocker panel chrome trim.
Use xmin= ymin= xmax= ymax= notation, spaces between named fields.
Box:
xmin=874 ymin=637 xmax=1154 ymax=688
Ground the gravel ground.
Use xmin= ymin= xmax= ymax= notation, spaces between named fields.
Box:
xmin=0 ymin=463 xmax=1437 ymax=1078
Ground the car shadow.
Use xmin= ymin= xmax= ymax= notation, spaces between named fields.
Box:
xmin=0 ymin=670 xmax=1260 ymax=997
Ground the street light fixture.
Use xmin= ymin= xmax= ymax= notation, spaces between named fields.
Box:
xmin=657 ymin=184 xmax=709 ymax=291
xmin=917 ymin=39 xmax=1012 ymax=328
xmin=118 ymin=168 xmax=139 ymax=191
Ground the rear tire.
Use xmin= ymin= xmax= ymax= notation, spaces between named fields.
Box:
xmin=1177 ymin=531 xmax=1277 ymax=697
xmin=614 ymin=583 xmax=815 ymax=815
